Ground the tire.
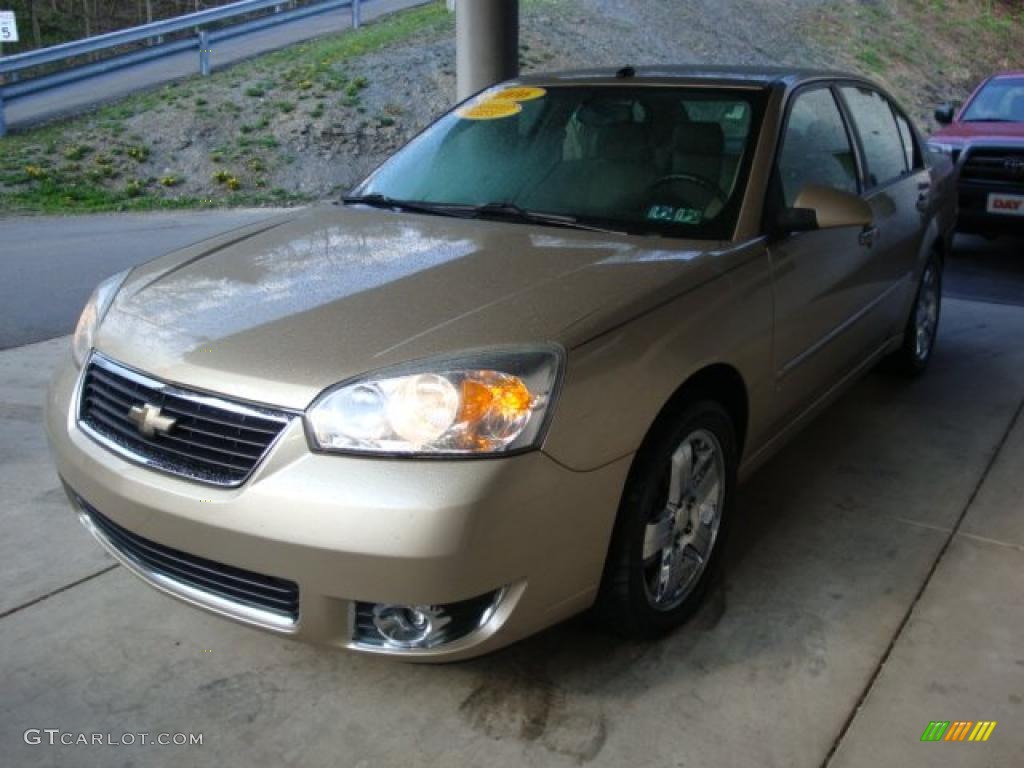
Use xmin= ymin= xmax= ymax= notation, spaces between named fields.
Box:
xmin=886 ymin=254 xmax=942 ymax=376
xmin=596 ymin=400 xmax=737 ymax=639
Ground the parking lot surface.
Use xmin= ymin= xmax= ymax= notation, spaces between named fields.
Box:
xmin=1 ymin=288 xmax=1022 ymax=767
xmin=0 ymin=210 xmax=286 ymax=350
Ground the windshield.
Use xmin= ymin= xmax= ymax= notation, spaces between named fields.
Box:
xmin=962 ymin=77 xmax=1024 ymax=122
xmin=353 ymin=85 xmax=768 ymax=239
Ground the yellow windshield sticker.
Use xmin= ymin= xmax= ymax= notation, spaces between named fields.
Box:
xmin=490 ymin=86 xmax=547 ymax=103
xmin=457 ymin=100 xmax=523 ymax=120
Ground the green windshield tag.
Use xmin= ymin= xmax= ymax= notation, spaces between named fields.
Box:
xmin=646 ymin=205 xmax=703 ymax=225
xmin=673 ymin=208 xmax=703 ymax=225
xmin=646 ymin=205 xmax=676 ymax=222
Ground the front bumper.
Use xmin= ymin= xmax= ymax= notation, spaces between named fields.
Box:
xmin=46 ymin=352 xmax=631 ymax=660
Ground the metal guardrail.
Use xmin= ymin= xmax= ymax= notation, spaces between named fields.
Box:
xmin=0 ymin=0 xmax=366 ymax=135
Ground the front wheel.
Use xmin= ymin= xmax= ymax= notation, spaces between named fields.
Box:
xmin=887 ymin=255 xmax=942 ymax=375
xmin=596 ymin=401 xmax=737 ymax=639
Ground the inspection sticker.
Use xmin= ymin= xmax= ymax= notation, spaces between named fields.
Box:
xmin=646 ymin=205 xmax=703 ymax=224
xmin=489 ymin=86 xmax=547 ymax=103
xmin=673 ymin=207 xmax=703 ymax=225
xmin=646 ymin=204 xmax=676 ymax=222
xmin=456 ymin=100 xmax=523 ymax=120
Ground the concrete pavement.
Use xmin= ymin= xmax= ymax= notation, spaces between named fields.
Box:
xmin=1 ymin=297 xmax=1021 ymax=767
xmin=3 ymin=0 xmax=432 ymax=130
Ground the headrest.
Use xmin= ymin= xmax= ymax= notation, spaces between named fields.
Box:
xmin=673 ymin=122 xmax=725 ymax=156
xmin=577 ymin=100 xmax=635 ymax=128
xmin=801 ymin=118 xmax=838 ymax=148
xmin=592 ymin=122 xmax=650 ymax=162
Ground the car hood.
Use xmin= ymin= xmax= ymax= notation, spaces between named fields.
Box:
xmin=96 ymin=205 xmax=740 ymax=410
xmin=932 ymin=121 xmax=1024 ymax=142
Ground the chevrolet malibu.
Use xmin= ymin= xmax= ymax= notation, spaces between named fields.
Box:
xmin=47 ymin=67 xmax=955 ymax=660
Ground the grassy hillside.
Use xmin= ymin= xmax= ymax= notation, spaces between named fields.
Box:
xmin=1 ymin=0 xmax=1023 ymax=215
xmin=0 ymin=2 xmax=456 ymax=213
xmin=808 ymin=0 xmax=1024 ymax=124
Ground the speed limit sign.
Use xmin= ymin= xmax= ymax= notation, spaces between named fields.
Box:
xmin=0 ymin=11 xmax=19 ymax=43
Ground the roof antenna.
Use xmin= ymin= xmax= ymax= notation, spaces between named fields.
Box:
xmin=616 ymin=66 xmax=635 ymax=79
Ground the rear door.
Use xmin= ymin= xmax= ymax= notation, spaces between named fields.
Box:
xmin=767 ymin=84 xmax=882 ymax=428
xmin=837 ymin=84 xmax=929 ymax=334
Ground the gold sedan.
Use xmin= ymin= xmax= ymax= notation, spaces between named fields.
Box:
xmin=46 ymin=67 xmax=955 ymax=659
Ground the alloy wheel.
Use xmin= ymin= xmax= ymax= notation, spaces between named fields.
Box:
xmin=641 ymin=429 xmax=725 ymax=612
xmin=914 ymin=264 xmax=940 ymax=361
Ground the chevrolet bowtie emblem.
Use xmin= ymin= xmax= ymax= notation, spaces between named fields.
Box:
xmin=128 ymin=403 xmax=177 ymax=438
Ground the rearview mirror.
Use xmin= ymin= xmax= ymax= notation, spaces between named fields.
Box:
xmin=934 ymin=103 xmax=955 ymax=125
xmin=781 ymin=184 xmax=873 ymax=233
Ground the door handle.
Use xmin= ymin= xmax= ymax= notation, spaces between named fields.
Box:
xmin=859 ymin=226 xmax=880 ymax=247
xmin=916 ymin=185 xmax=931 ymax=212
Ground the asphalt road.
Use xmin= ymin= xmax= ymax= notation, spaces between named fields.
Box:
xmin=0 ymin=209 xmax=284 ymax=349
xmin=944 ymin=234 xmax=1024 ymax=306
xmin=4 ymin=0 xmax=431 ymax=130
xmin=1 ymin=210 xmax=1020 ymax=351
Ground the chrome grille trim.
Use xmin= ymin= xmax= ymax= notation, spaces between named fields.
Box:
xmin=76 ymin=352 xmax=296 ymax=487
xmin=74 ymin=494 xmax=299 ymax=632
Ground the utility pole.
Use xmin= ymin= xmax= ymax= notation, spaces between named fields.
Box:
xmin=455 ymin=0 xmax=518 ymax=102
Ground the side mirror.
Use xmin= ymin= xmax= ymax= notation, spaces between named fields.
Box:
xmin=781 ymin=184 xmax=873 ymax=233
xmin=934 ymin=103 xmax=955 ymax=125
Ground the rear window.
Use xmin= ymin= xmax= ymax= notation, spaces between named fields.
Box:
xmin=840 ymin=86 xmax=909 ymax=188
xmin=894 ymin=112 xmax=921 ymax=171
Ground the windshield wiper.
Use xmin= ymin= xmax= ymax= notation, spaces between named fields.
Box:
xmin=470 ymin=201 xmax=627 ymax=235
xmin=963 ymin=118 xmax=1018 ymax=123
xmin=345 ymin=195 xmax=627 ymax=235
xmin=342 ymin=194 xmax=475 ymax=218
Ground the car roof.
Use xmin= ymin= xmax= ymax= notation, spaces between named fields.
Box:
xmin=514 ymin=65 xmax=866 ymax=90
xmin=991 ymin=70 xmax=1024 ymax=80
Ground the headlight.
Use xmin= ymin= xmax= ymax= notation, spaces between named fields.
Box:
xmin=72 ymin=269 xmax=131 ymax=367
xmin=926 ymin=141 xmax=956 ymax=155
xmin=306 ymin=347 xmax=563 ymax=456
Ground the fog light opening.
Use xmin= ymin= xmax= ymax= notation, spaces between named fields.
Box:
xmin=355 ymin=589 xmax=503 ymax=651
xmin=372 ymin=604 xmax=452 ymax=649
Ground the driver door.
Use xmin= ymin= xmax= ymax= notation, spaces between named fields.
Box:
xmin=767 ymin=85 xmax=881 ymax=429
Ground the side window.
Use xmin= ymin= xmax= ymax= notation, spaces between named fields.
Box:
xmin=777 ymin=87 xmax=859 ymax=208
xmin=894 ymin=111 xmax=922 ymax=170
xmin=840 ymin=86 xmax=909 ymax=187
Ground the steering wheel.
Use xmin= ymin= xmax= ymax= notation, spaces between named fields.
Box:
xmin=650 ymin=172 xmax=727 ymax=212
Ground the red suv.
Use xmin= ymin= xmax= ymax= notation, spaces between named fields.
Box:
xmin=931 ymin=71 xmax=1024 ymax=235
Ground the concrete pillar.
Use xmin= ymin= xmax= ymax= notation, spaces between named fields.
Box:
xmin=456 ymin=0 xmax=518 ymax=102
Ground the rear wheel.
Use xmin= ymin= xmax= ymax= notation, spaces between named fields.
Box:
xmin=597 ymin=401 xmax=737 ymax=638
xmin=887 ymin=254 xmax=942 ymax=375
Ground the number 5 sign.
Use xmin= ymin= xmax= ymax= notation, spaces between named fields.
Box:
xmin=0 ymin=11 xmax=19 ymax=43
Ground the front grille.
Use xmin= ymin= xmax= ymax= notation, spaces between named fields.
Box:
xmin=78 ymin=354 xmax=293 ymax=487
xmin=81 ymin=499 xmax=299 ymax=623
xmin=960 ymin=147 xmax=1024 ymax=186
